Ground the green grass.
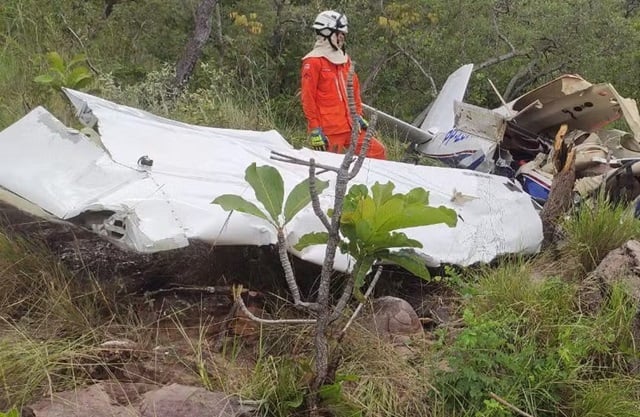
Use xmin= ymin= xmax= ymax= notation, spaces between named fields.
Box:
xmin=0 ymin=232 xmax=106 ymax=408
xmin=339 ymin=325 xmax=433 ymax=417
xmin=568 ymin=379 xmax=640 ymax=417
xmin=432 ymin=257 xmax=640 ymax=417
xmin=0 ymin=325 xmax=99 ymax=409
xmin=560 ymin=195 xmax=640 ymax=277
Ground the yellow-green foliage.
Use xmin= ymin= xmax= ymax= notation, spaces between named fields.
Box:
xmin=0 ymin=408 xmax=19 ymax=417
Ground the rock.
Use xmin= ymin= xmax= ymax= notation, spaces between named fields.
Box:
xmin=584 ymin=239 xmax=640 ymax=374
xmin=140 ymin=384 xmax=247 ymax=417
xmin=27 ymin=383 xmax=251 ymax=417
xmin=416 ymin=294 xmax=458 ymax=327
xmin=368 ymin=296 xmax=423 ymax=343
xmin=579 ymin=240 xmax=640 ymax=313
xmin=28 ymin=383 xmax=155 ymax=417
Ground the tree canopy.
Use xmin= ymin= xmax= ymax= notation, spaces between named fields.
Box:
xmin=1 ymin=0 xmax=639 ymax=130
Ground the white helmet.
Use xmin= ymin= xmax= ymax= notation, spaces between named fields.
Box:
xmin=312 ymin=10 xmax=348 ymax=36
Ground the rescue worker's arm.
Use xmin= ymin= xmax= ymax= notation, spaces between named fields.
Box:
xmin=300 ymin=59 xmax=322 ymax=132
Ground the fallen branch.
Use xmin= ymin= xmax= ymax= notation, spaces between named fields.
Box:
xmin=143 ymin=285 xmax=235 ymax=298
xmin=232 ymin=285 xmax=316 ymax=325
xmin=489 ymin=392 xmax=536 ymax=417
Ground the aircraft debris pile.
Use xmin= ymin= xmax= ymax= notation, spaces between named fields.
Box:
xmin=368 ymin=65 xmax=640 ymax=210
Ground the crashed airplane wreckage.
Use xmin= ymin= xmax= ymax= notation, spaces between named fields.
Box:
xmin=366 ymin=64 xmax=640 ymax=208
xmin=0 ymin=89 xmax=541 ymax=271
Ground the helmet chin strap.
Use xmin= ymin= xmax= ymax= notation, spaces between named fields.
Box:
xmin=327 ymin=32 xmax=345 ymax=52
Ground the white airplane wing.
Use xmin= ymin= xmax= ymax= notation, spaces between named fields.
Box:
xmin=0 ymin=89 xmax=542 ymax=270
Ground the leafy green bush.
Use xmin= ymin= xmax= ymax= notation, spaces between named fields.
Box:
xmin=34 ymin=52 xmax=93 ymax=91
xmin=241 ymin=355 xmax=308 ymax=417
xmin=433 ymin=259 xmax=640 ymax=417
xmin=295 ymin=181 xmax=457 ymax=294
xmin=435 ymin=306 xmax=573 ymax=416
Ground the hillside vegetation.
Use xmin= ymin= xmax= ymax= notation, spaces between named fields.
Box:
xmin=2 ymin=1 xmax=640 ymax=416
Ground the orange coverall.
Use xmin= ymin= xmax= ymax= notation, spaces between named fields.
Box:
xmin=300 ymin=56 xmax=387 ymax=160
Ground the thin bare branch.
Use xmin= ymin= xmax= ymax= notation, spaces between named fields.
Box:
xmin=343 ymin=66 xmax=361 ymax=160
xmin=489 ymin=392 xmax=536 ymax=417
xmin=340 ymin=266 xmax=383 ymax=335
xmin=361 ymin=50 xmax=402 ymax=93
xmin=329 ymin=273 xmax=357 ymax=322
xmin=507 ymin=61 xmax=566 ymax=100
xmin=309 ymin=160 xmax=331 ymax=231
xmin=503 ymin=60 xmax=537 ymax=101
xmin=393 ymin=43 xmax=438 ymax=97
xmin=474 ymin=7 xmax=527 ymax=73
xmin=270 ymin=151 xmax=340 ymax=173
xmin=343 ymin=63 xmax=370 ymax=181
xmin=492 ymin=7 xmax=515 ymax=52
xmin=348 ymin=113 xmax=378 ymax=180
xmin=233 ymin=285 xmax=316 ymax=325
xmin=475 ymin=50 xmax=527 ymax=72
xmin=58 ymin=13 xmax=100 ymax=75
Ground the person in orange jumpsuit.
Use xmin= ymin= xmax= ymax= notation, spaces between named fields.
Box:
xmin=300 ymin=10 xmax=387 ymax=160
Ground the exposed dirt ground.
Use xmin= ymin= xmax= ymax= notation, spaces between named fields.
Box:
xmin=0 ymin=201 xmax=458 ymax=320
xmin=0 ymin=201 xmax=462 ymax=415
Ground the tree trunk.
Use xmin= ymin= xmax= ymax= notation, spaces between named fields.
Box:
xmin=175 ymin=0 xmax=217 ymax=90
xmin=540 ymin=124 xmax=575 ymax=247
